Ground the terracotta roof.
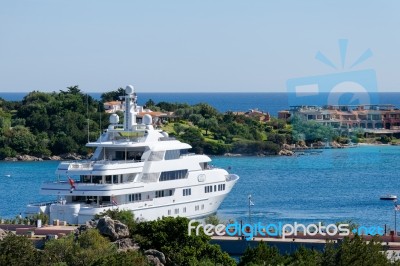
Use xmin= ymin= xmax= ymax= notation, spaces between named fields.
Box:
xmin=104 ymin=101 xmax=122 ymax=106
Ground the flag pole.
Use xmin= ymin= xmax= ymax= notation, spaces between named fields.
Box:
xmin=395 ymin=208 xmax=397 ymax=235
xmin=248 ymin=194 xmax=252 ymax=224
xmin=394 ymin=200 xmax=398 ymax=236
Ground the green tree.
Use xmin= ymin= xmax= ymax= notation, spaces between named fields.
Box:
xmin=334 ymin=235 xmax=390 ymax=266
xmin=6 ymin=126 xmax=37 ymax=154
xmin=290 ymin=115 xmax=338 ymax=144
xmin=204 ymin=214 xmax=221 ymax=226
xmin=178 ymin=127 xmax=205 ymax=154
xmin=238 ymin=241 xmax=285 ymax=266
xmin=0 ymin=233 xmax=40 ymax=266
xmin=51 ymin=133 xmax=79 ymax=154
xmin=93 ymin=250 xmax=149 ymax=265
xmin=133 ymin=217 xmax=235 ymax=266
xmin=200 ymin=117 xmax=218 ymax=135
xmin=43 ymin=229 xmax=116 ymax=265
xmin=145 ymin=99 xmax=156 ymax=108
xmin=100 ymin=87 xmax=125 ymax=102
xmin=287 ymin=246 xmax=322 ymax=266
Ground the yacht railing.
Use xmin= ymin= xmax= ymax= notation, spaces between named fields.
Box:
xmin=180 ymin=153 xmax=196 ymax=157
xmin=68 ymin=162 xmax=94 ymax=170
xmin=159 ymin=137 xmax=177 ymax=141
xmin=66 ymin=160 xmax=144 ymax=170
xmin=27 ymin=201 xmax=58 ymax=206
xmin=93 ymin=159 xmax=144 ymax=165
xmin=111 ymin=137 xmax=145 ymax=143
xmin=43 ymin=180 xmax=136 ymax=186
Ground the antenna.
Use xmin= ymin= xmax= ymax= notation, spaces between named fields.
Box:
xmin=86 ymin=93 xmax=89 ymax=143
xmin=99 ymin=102 xmax=102 ymax=138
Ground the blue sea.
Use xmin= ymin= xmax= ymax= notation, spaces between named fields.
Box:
xmin=1 ymin=145 xmax=400 ymax=229
xmin=1 ymin=92 xmax=400 ymax=116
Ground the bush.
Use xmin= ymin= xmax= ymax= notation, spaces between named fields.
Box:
xmin=0 ymin=147 xmax=16 ymax=159
xmin=0 ymin=233 xmax=40 ymax=266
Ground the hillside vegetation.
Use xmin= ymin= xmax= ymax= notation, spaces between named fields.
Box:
xmin=0 ymin=87 xmax=360 ymax=159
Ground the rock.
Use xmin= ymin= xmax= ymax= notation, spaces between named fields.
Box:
xmin=147 ymin=255 xmax=163 ymax=266
xmin=282 ymin=143 xmax=292 ymax=150
xmin=60 ymin=153 xmax=83 ymax=160
xmin=16 ymin=155 xmax=43 ymax=161
xmin=0 ymin=228 xmax=8 ymax=240
xmin=42 ymin=155 xmax=62 ymax=160
xmin=96 ymin=216 xmax=129 ymax=241
xmin=4 ymin=157 xmax=17 ymax=161
xmin=113 ymin=238 xmax=139 ymax=252
xmin=224 ymin=153 xmax=242 ymax=157
xmin=278 ymin=149 xmax=294 ymax=156
xmin=77 ymin=220 xmax=97 ymax=233
xmin=145 ymin=249 xmax=166 ymax=266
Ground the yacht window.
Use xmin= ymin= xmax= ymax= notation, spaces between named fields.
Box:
xmin=80 ymin=175 xmax=91 ymax=183
xmin=128 ymin=193 xmax=141 ymax=202
xmin=155 ymin=189 xmax=173 ymax=198
xmin=148 ymin=151 xmax=165 ymax=161
xmin=126 ymin=174 xmax=136 ymax=182
xmin=200 ymin=162 xmax=209 ymax=170
xmin=93 ymin=176 xmax=103 ymax=184
xmin=105 ymin=175 xmax=112 ymax=184
xmin=155 ymin=190 xmax=165 ymax=198
xmin=159 ymin=170 xmax=188 ymax=182
xmin=183 ymin=188 xmax=191 ymax=196
xmin=141 ymin=173 xmax=159 ymax=182
xmin=127 ymin=151 xmax=143 ymax=161
xmin=113 ymin=175 xmax=119 ymax=184
xmin=100 ymin=196 xmax=110 ymax=204
xmin=115 ymin=151 xmax=125 ymax=160
xmin=165 ymin=150 xmax=180 ymax=160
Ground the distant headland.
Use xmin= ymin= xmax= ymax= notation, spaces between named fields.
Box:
xmin=1 ymin=87 xmax=400 ymax=161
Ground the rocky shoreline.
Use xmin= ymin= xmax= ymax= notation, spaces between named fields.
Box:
xmin=224 ymin=141 xmax=360 ymax=157
xmin=3 ymin=153 xmax=88 ymax=162
xmin=4 ymin=141 xmax=396 ymax=161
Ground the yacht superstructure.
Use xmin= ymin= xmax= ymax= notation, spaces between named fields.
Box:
xmin=26 ymin=85 xmax=239 ymax=224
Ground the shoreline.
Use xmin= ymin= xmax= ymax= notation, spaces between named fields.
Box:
xmin=2 ymin=143 xmax=399 ymax=161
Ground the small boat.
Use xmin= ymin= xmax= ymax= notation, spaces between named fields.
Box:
xmin=380 ymin=194 xmax=397 ymax=200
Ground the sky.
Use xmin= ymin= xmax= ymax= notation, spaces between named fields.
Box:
xmin=1 ymin=1 xmax=400 ymax=93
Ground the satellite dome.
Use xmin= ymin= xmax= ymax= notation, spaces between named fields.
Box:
xmin=143 ymin=114 xmax=152 ymax=125
xmin=109 ymin=114 xmax=119 ymax=124
xmin=125 ymin=85 xmax=134 ymax=95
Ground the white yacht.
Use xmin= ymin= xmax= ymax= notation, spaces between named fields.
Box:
xmin=26 ymin=85 xmax=239 ymax=224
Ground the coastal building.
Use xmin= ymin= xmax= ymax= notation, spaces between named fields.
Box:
xmin=281 ymin=104 xmax=400 ymax=133
xmin=104 ymin=101 xmax=123 ymax=113
xmin=233 ymin=109 xmax=271 ymax=122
